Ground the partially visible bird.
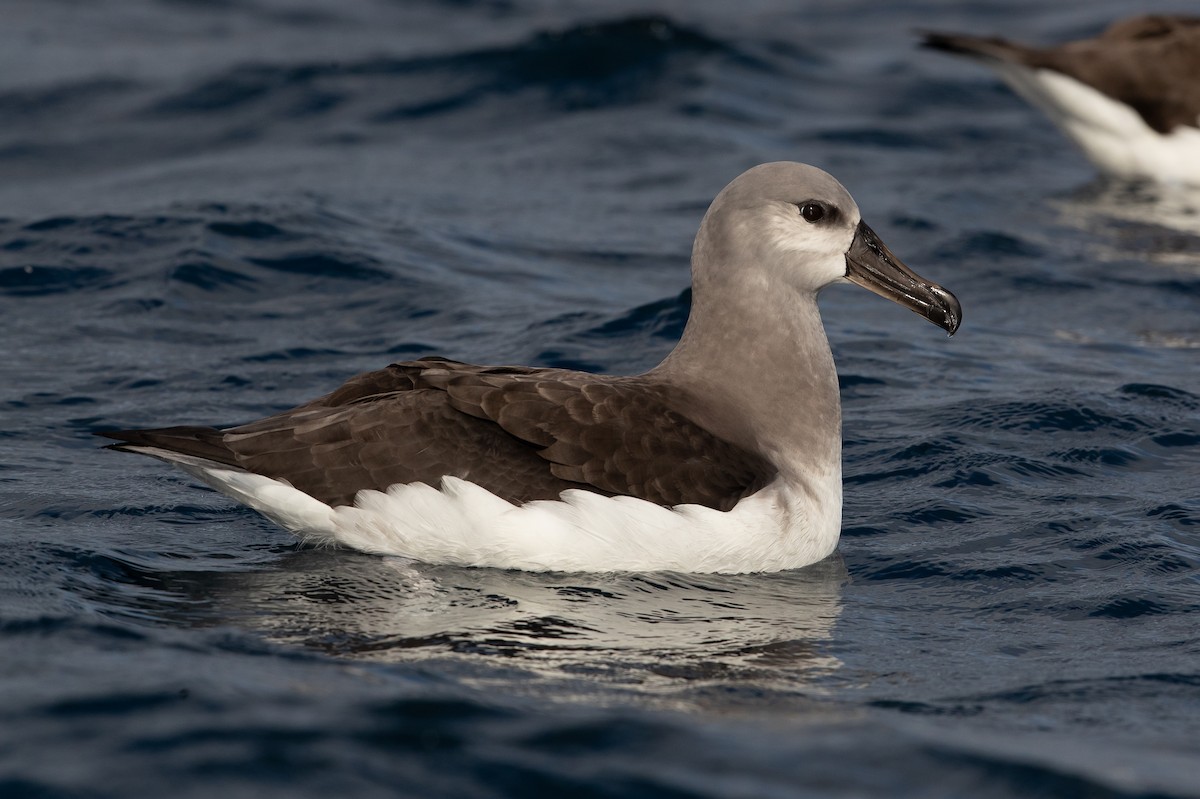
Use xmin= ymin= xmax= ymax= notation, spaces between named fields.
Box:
xmin=99 ymin=162 xmax=961 ymax=574
xmin=921 ymin=15 xmax=1200 ymax=186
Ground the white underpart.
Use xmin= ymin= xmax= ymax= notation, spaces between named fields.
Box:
xmin=994 ymin=62 xmax=1200 ymax=186
xmin=136 ymin=448 xmax=842 ymax=574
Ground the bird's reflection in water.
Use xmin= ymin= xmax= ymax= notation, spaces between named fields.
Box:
xmin=196 ymin=549 xmax=848 ymax=711
xmin=1049 ymin=180 xmax=1200 ymax=351
xmin=1053 ymin=180 xmax=1200 ymax=267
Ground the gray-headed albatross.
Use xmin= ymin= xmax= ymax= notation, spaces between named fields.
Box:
xmin=921 ymin=15 xmax=1200 ymax=186
xmin=100 ymin=162 xmax=961 ymax=574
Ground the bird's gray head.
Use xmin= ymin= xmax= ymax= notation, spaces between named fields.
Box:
xmin=695 ymin=162 xmax=961 ymax=334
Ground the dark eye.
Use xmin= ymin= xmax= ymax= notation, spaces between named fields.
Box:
xmin=798 ymin=203 xmax=825 ymax=223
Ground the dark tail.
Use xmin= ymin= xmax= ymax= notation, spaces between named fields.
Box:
xmin=96 ymin=425 xmax=238 ymax=467
xmin=918 ymin=30 xmax=1029 ymax=63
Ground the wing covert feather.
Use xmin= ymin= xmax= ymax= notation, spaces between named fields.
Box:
xmin=203 ymin=359 xmax=775 ymax=511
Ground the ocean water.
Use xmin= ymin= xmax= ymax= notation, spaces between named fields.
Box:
xmin=3 ymin=1 xmax=1199 ymax=796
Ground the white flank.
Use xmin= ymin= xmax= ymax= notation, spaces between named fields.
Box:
xmin=994 ymin=63 xmax=1200 ymax=186
xmin=132 ymin=446 xmax=842 ymax=574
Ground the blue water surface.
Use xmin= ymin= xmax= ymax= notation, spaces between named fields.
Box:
xmin=2 ymin=1 xmax=1199 ymax=797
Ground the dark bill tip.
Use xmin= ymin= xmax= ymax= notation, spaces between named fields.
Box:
xmin=926 ymin=283 xmax=962 ymax=336
xmin=845 ymin=220 xmax=962 ymax=336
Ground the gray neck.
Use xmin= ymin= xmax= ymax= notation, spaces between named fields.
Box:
xmin=646 ymin=256 xmax=842 ymax=483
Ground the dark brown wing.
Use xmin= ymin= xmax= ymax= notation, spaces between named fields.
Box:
xmin=921 ymin=16 xmax=1200 ymax=133
xmin=294 ymin=356 xmax=546 ymax=409
xmin=102 ymin=358 xmax=775 ymax=511
xmin=1043 ymin=16 xmax=1200 ymax=134
xmin=430 ymin=369 xmax=775 ymax=510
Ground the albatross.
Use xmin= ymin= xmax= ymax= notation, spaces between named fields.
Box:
xmin=921 ymin=15 xmax=1200 ymax=186
xmin=100 ymin=162 xmax=961 ymax=574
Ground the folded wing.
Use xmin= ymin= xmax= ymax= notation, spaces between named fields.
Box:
xmin=102 ymin=357 xmax=774 ymax=511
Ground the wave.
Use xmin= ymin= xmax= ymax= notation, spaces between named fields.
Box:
xmin=143 ymin=16 xmax=736 ymax=127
